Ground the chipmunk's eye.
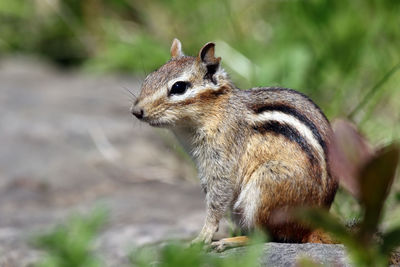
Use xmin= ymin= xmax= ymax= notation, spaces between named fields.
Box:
xmin=169 ymin=81 xmax=190 ymax=96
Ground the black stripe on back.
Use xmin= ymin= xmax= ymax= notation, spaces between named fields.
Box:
xmin=253 ymin=121 xmax=318 ymax=167
xmin=253 ymin=104 xmax=327 ymax=156
xmin=261 ymin=87 xmax=330 ymax=124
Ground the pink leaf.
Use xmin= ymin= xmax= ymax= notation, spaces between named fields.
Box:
xmin=328 ymin=119 xmax=374 ymax=199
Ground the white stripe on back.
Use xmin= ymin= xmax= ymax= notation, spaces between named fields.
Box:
xmin=250 ymin=111 xmax=327 ymax=185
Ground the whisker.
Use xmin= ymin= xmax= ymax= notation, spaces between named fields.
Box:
xmin=122 ymin=86 xmax=138 ymax=99
xmin=119 ymin=91 xmax=135 ymax=102
xmin=139 ymin=48 xmax=149 ymax=77
xmin=117 ymin=86 xmax=137 ymax=103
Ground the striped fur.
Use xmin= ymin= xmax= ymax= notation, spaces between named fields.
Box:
xmin=253 ymin=121 xmax=319 ymax=169
xmin=249 ymin=109 xmax=327 ymax=187
xmin=132 ymin=40 xmax=338 ymax=244
xmin=252 ymin=103 xmax=327 ymax=154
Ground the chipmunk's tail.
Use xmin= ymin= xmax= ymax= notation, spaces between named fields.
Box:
xmin=301 ymin=219 xmax=362 ymax=244
xmin=302 ymin=229 xmax=338 ymax=244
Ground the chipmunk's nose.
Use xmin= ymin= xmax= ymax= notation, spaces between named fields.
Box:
xmin=130 ymin=105 xmax=144 ymax=119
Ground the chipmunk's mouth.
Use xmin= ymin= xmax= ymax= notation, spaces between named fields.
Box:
xmin=145 ymin=118 xmax=172 ymax=128
xmin=148 ymin=121 xmax=169 ymax=128
xmin=130 ymin=109 xmax=167 ymax=127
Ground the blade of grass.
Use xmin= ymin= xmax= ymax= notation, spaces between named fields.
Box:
xmin=348 ymin=62 xmax=400 ymax=121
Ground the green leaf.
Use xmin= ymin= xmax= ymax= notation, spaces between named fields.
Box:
xmin=359 ymin=144 xmax=400 ymax=238
xmin=396 ymin=192 xmax=400 ymax=203
xmin=381 ymin=227 xmax=400 ymax=256
xmin=33 ymin=209 xmax=107 ymax=267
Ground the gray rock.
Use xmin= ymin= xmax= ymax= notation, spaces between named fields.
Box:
xmin=219 ymin=243 xmax=350 ymax=267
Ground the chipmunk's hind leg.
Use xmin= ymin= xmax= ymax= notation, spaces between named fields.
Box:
xmin=210 ymin=236 xmax=249 ymax=252
xmin=233 ymin=177 xmax=262 ymax=232
xmin=235 ymin=161 xmax=324 ymax=242
xmin=254 ymin=161 xmax=325 ymax=242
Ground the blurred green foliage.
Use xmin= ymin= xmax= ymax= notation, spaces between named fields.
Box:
xmin=1 ymin=0 xmax=399 ymax=135
xmin=33 ymin=210 xmax=265 ymax=267
xmin=130 ymin=240 xmax=263 ymax=267
xmin=297 ymin=143 xmax=400 ymax=266
xmin=33 ymin=209 xmax=107 ymax=267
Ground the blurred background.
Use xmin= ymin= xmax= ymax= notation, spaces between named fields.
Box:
xmin=2 ymin=0 xmax=399 ymax=140
xmin=0 ymin=0 xmax=399 ymax=266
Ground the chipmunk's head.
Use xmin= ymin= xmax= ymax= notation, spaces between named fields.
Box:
xmin=131 ymin=38 xmax=231 ymax=128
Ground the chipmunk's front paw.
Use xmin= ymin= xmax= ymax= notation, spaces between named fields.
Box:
xmin=190 ymin=222 xmax=219 ymax=249
xmin=190 ymin=231 xmax=214 ymax=249
xmin=210 ymin=236 xmax=249 ymax=252
xmin=190 ymin=235 xmax=211 ymax=247
xmin=210 ymin=240 xmax=228 ymax=252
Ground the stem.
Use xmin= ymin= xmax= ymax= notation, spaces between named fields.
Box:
xmin=348 ymin=62 xmax=400 ymax=120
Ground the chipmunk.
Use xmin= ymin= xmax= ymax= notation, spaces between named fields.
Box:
xmin=131 ymin=39 xmax=338 ymax=250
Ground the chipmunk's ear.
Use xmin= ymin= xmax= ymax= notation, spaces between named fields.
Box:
xmin=198 ymin=42 xmax=221 ymax=82
xmin=198 ymin=42 xmax=221 ymax=66
xmin=170 ymin=38 xmax=184 ymax=59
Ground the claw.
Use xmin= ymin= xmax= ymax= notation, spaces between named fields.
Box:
xmin=210 ymin=236 xmax=249 ymax=252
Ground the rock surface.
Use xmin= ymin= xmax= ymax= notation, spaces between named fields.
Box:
xmin=220 ymin=243 xmax=349 ymax=266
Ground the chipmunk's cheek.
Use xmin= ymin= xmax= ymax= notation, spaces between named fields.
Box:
xmin=142 ymin=107 xmax=177 ymax=128
xmin=161 ymin=110 xmax=179 ymax=122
